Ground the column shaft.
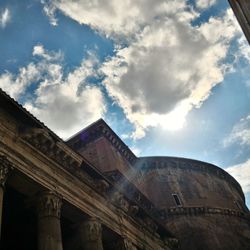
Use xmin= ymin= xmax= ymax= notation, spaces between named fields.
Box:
xmin=77 ymin=218 xmax=103 ymax=250
xmin=37 ymin=191 xmax=63 ymax=250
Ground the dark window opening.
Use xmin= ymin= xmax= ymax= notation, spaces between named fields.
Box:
xmin=172 ymin=194 xmax=182 ymax=206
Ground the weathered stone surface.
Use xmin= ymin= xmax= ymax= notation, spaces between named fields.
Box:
xmin=70 ymin=121 xmax=250 ymax=250
xmin=134 ymin=157 xmax=250 ymax=250
xmin=166 ymin=214 xmax=250 ymax=250
xmin=68 ymin=218 xmax=104 ymax=250
xmin=1 ymin=88 xmax=249 ymax=250
xmin=37 ymin=191 xmax=63 ymax=250
xmin=0 ymin=155 xmax=13 ymax=188
xmin=0 ymin=89 xmax=171 ymax=250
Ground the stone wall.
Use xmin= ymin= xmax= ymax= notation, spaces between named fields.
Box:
xmin=134 ymin=157 xmax=246 ymax=211
xmin=166 ymin=214 xmax=250 ymax=250
xmin=134 ymin=156 xmax=250 ymax=249
xmin=65 ymin=112 xmax=250 ymax=249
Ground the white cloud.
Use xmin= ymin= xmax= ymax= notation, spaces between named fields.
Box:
xmin=0 ymin=45 xmax=63 ymax=100
xmin=0 ymin=8 xmax=11 ymax=28
xmin=121 ymin=133 xmax=130 ymax=140
xmin=130 ymin=146 xmax=141 ymax=156
xmin=226 ymin=159 xmax=250 ymax=194
xmin=33 ymin=44 xmax=63 ymax=61
xmin=196 ymin=0 xmax=216 ymax=9
xmin=0 ymin=45 xmax=106 ymax=139
xmin=33 ymin=45 xmax=47 ymax=57
xmin=42 ymin=0 xmax=197 ymax=40
xmin=41 ymin=0 xmax=58 ymax=26
xmin=224 ymin=115 xmax=250 ymax=147
xmin=0 ymin=64 xmax=41 ymax=99
xmin=36 ymin=2 xmax=250 ymax=139
xmin=101 ymin=9 xmax=242 ymax=138
xmin=237 ymin=36 xmax=250 ymax=63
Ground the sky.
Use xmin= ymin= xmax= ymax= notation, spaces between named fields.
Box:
xmin=0 ymin=0 xmax=249 ymax=208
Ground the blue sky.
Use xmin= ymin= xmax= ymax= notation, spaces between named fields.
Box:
xmin=0 ymin=0 xmax=249 ymax=207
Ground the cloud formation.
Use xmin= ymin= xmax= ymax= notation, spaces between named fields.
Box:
xmin=196 ymin=0 xmax=217 ymax=9
xmin=41 ymin=0 xmax=58 ymax=26
xmin=41 ymin=0 xmax=247 ymax=139
xmin=226 ymin=159 xmax=250 ymax=194
xmin=0 ymin=45 xmax=106 ymax=139
xmin=0 ymin=8 xmax=11 ymax=28
xmin=42 ymin=0 xmax=196 ymax=40
xmin=0 ymin=63 xmax=41 ymax=99
xmin=224 ymin=115 xmax=250 ymax=147
xmin=101 ymin=9 xmax=242 ymax=138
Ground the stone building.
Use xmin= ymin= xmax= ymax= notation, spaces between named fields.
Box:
xmin=0 ymin=87 xmax=250 ymax=249
xmin=68 ymin=119 xmax=250 ymax=250
xmin=0 ymin=89 xmax=174 ymax=250
xmin=229 ymin=0 xmax=250 ymax=43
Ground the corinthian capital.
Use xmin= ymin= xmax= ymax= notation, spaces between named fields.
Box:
xmin=79 ymin=218 xmax=102 ymax=241
xmin=123 ymin=238 xmax=135 ymax=250
xmin=0 ymin=155 xmax=13 ymax=187
xmin=37 ymin=191 xmax=62 ymax=218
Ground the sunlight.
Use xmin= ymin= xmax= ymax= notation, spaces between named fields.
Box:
xmin=157 ymin=101 xmax=190 ymax=131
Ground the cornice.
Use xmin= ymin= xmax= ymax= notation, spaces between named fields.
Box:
xmin=1 ymin=134 xmax=172 ymax=241
xmin=19 ymin=127 xmax=82 ymax=170
xmin=105 ymin=170 xmax=156 ymax=213
xmin=0 ymin=146 xmax=171 ymax=250
xmin=158 ymin=206 xmax=250 ymax=221
xmin=104 ymin=170 xmax=173 ymax=237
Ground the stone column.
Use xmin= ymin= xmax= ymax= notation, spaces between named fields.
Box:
xmin=0 ymin=157 xmax=12 ymax=238
xmin=77 ymin=217 xmax=103 ymax=250
xmin=37 ymin=191 xmax=63 ymax=250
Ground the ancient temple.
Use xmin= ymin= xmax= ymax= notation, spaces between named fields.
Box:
xmin=67 ymin=118 xmax=250 ymax=250
xmin=0 ymin=87 xmax=250 ymax=250
xmin=0 ymin=89 xmax=175 ymax=250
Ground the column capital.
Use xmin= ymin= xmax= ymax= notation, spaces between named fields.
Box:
xmin=121 ymin=237 xmax=136 ymax=250
xmin=79 ymin=217 xmax=102 ymax=241
xmin=0 ymin=155 xmax=13 ymax=188
xmin=37 ymin=191 xmax=62 ymax=219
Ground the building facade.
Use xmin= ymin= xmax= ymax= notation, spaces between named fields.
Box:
xmin=0 ymin=88 xmax=250 ymax=249
xmin=0 ymin=89 xmax=174 ymax=250
xmin=68 ymin=119 xmax=250 ymax=250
